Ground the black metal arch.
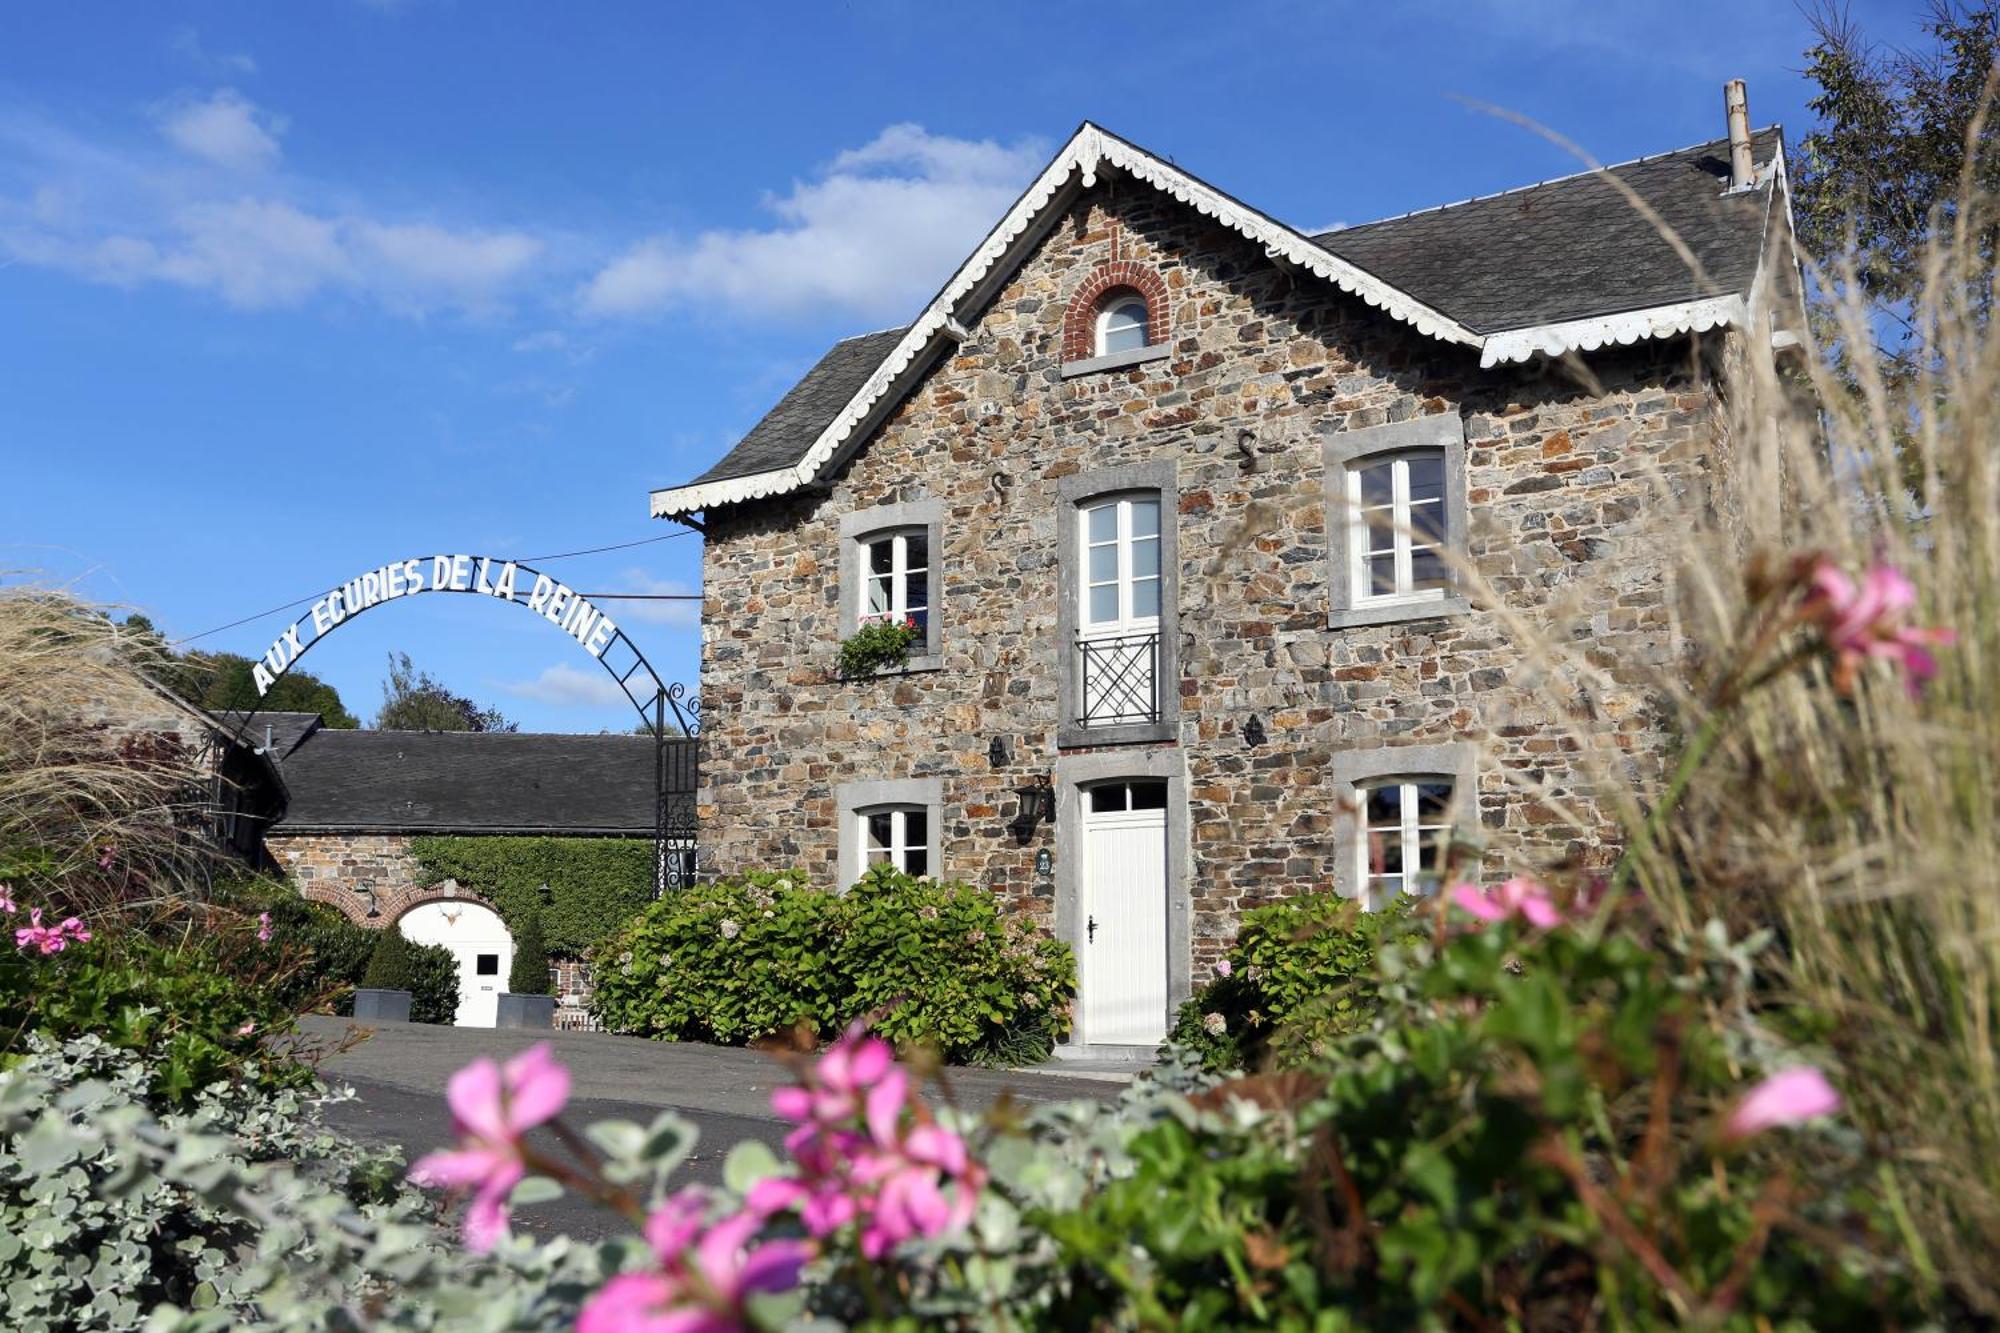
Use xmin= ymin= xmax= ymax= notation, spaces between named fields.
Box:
xmin=220 ymin=553 xmax=699 ymax=894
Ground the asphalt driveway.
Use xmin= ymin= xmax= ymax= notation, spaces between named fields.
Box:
xmin=297 ymin=1014 xmax=1124 ymax=1242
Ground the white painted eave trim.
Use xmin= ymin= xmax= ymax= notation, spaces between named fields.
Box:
xmin=651 ymin=122 xmax=1481 ymax=519
xmin=1477 ymin=295 xmax=1747 ymax=368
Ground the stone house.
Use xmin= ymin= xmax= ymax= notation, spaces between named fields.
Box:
xmin=648 ymin=112 xmax=1799 ymax=1051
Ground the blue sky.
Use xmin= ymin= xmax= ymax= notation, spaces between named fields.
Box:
xmin=0 ymin=1 xmax=1922 ymax=733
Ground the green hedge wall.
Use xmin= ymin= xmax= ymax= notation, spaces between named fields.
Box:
xmin=406 ymin=836 xmax=652 ymax=956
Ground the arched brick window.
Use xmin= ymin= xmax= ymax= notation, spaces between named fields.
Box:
xmin=1062 ymin=262 xmax=1170 ymax=363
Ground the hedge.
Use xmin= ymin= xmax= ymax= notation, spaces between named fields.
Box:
xmin=588 ymin=865 xmax=1076 ymax=1064
xmin=407 ymin=836 xmax=652 ymax=956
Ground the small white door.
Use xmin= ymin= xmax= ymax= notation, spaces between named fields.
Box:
xmin=397 ymin=901 xmax=513 ymax=1028
xmin=1079 ymin=780 xmax=1170 ymax=1046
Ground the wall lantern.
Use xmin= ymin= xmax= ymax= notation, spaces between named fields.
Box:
xmin=1244 ymin=714 xmax=1267 ymax=748
xmin=988 ymin=735 xmax=1009 ymax=768
xmin=1011 ymin=775 xmax=1055 ymax=843
xmin=361 ymin=887 xmax=382 ymax=919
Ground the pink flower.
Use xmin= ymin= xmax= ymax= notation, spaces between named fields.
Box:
xmin=0 ymin=886 xmax=15 ymax=915
xmin=1801 ymin=560 xmax=1956 ymax=696
xmin=409 ymin=1043 xmax=570 ymax=1251
xmin=1213 ymin=959 xmax=1232 ymax=978
xmin=754 ymin=1023 xmax=983 ymax=1257
xmin=97 ymin=845 xmax=115 ymax=871
xmin=1723 ymin=1067 xmax=1843 ymax=1141
xmin=576 ymin=1188 xmax=810 ymax=1333
xmin=236 ymin=1021 xmax=257 ymax=1036
xmin=1449 ymin=877 xmax=1566 ymax=929
xmin=257 ymin=911 xmax=273 ymax=943
xmin=13 ymin=909 xmax=90 ymax=955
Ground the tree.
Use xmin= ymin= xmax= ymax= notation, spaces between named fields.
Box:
xmin=117 ymin=615 xmax=360 ymax=728
xmin=375 ymin=651 xmax=516 ymax=733
xmin=507 ymin=907 xmax=552 ymax=996
xmin=1794 ymin=1 xmax=2000 ymax=374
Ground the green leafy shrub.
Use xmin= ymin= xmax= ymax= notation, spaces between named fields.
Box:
xmin=406 ymin=942 xmax=460 ymax=1025
xmin=835 ymin=617 xmax=921 ymax=678
xmin=0 ymin=934 xmax=301 ymax=1108
xmin=361 ymin=925 xmax=415 ymax=990
xmin=590 ymin=865 xmax=1074 ymax=1062
xmin=207 ymin=876 xmax=377 ymax=1015
xmin=0 ymin=1035 xmax=633 ymax=1332
xmin=408 ymin=836 xmax=651 ymax=955
xmin=507 ymin=908 xmax=550 ymax=996
xmin=838 ymin=865 xmax=1074 ymax=1063
xmin=589 ymin=871 xmax=844 ymax=1044
xmin=1026 ymin=913 xmax=1928 ymax=1329
xmin=1169 ymin=892 xmax=1419 ymax=1071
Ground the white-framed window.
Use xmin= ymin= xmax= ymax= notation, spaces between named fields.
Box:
xmin=1081 ymin=494 xmax=1162 ymax=631
xmin=1357 ymin=778 xmax=1454 ymax=909
xmin=1347 ymin=451 xmax=1448 ymax=605
xmin=861 ymin=804 xmax=929 ymax=877
xmin=858 ymin=529 xmax=930 ymax=634
xmin=1095 ymin=296 xmax=1151 ymax=356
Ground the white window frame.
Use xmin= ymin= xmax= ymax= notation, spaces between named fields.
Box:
xmin=1079 ymin=493 xmax=1162 ymax=636
xmin=1346 ymin=450 xmax=1448 ymax=609
xmin=858 ymin=528 xmax=930 ymax=631
xmin=859 ymin=804 xmax=929 ymax=877
xmin=1355 ymin=777 xmax=1455 ymax=911
xmin=1095 ymin=296 xmax=1151 ymax=356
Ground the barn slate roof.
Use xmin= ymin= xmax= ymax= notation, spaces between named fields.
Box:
xmin=212 ymin=710 xmax=324 ymax=761
xmin=674 ymin=128 xmax=1781 ymax=493
xmin=267 ymin=729 xmax=690 ymax=835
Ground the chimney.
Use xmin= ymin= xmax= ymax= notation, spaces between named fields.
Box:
xmin=1724 ymin=79 xmax=1754 ymax=191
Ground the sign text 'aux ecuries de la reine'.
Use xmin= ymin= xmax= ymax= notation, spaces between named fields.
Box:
xmin=251 ymin=554 xmax=619 ymax=696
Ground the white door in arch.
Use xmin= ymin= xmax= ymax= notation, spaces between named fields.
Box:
xmin=398 ymin=901 xmax=513 ymax=1028
xmin=1079 ymin=780 xmax=1170 ymax=1046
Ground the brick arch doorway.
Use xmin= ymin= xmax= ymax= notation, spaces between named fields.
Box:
xmin=396 ymin=899 xmax=513 ymax=1028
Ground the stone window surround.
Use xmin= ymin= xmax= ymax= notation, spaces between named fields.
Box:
xmin=1052 ymin=745 xmax=1191 ymax=1050
xmin=836 ymin=776 xmax=944 ymax=892
xmin=1056 ymin=460 xmax=1181 ymax=750
xmin=1327 ymin=742 xmax=1479 ymax=904
xmin=1322 ymin=415 xmax=1473 ymax=630
xmin=839 ymin=499 xmax=945 ymax=672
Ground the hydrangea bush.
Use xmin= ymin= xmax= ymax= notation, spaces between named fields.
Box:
xmin=589 ymin=865 xmax=1074 ymax=1064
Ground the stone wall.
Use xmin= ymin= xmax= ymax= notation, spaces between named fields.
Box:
xmin=695 ymin=176 xmax=1732 ymax=969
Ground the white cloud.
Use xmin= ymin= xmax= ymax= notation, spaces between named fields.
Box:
xmin=581 ymin=123 xmax=1046 ymax=322
xmin=155 ymin=89 xmax=284 ymax=172
xmin=0 ymin=100 xmax=542 ymax=316
xmin=602 ymin=569 xmax=701 ymax=627
xmin=495 ymin=663 xmax=630 ymax=709
xmin=169 ymin=29 xmax=258 ymax=76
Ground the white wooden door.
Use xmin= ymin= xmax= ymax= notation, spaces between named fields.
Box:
xmin=1079 ymin=780 xmax=1169 ymax=1046
xmin=397 ymin=901 xmax=513 ymax=1028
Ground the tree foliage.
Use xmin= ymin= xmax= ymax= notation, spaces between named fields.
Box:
xmin=117 ymin=614 xmax=360 ymax=728
xmin=375 ymin=651 xmax=515 ymax=733
xmin=1794 ymin=1 xmax=2000 ymax=372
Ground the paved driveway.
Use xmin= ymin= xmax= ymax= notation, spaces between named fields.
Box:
xmin=297 ymin=1014 xmax=1124 ymax=1242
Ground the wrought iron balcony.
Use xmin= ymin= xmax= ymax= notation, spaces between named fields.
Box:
xmin=1077 ymin=631 xmax=1161 ymax=727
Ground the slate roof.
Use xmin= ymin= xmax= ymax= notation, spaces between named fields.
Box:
xmin=665 ymin=128 xmax=1783 ymax=500
xmin=690 ymin=326 xmax=910 ymax=486
xmin=212 ymin=710 xmax=324 ymax=761
xmin=1312 ymin=129 xmax=1782 ymax=334
xmin=268 ymin=729 xmax=692 ymax=835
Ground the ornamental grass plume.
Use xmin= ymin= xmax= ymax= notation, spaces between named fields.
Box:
xmin=1411 ymin=136 xmax=2000 ymax=1308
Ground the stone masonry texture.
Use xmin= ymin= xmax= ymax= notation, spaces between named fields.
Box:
xmin=695 ymin=181 xmax=1732 ymax=970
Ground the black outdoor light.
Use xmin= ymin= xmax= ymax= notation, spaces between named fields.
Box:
xmin=1011 ymin=775 xmax=1055 ymax=842
xmin=1244 ymin=714 xmax=1267 ymax=747
xmin=988 ymin=735 xmax=1009 ymax=768
xmin=361 ymin=887 xmax=382 ymax=919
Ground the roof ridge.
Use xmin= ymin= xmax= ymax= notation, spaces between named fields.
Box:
xmin=1318 ymin=125 xmax=1782 ymax=237
xmin=314 ymin=728 xmax=662 ymax=741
